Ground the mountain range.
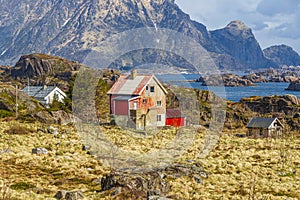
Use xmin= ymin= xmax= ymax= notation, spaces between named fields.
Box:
xmin=1 ymin=0 xmax=300 ymax=70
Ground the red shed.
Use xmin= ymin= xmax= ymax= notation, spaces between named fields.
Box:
xmin=166 ymin=108 xmax=186 ymax=127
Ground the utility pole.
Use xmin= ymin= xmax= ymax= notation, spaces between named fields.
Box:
xmin=27 ymin=77 xmax=30 ymax=95
xmin=16 ymin=85 xmax=18 ymax=119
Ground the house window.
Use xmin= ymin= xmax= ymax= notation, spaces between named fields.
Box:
xmin=146 ymin=85 xmax=149 ymax=90
xmin=157 ymin=100 xmax=162 ymax=107
xmin=157 ymin=115 xmax=162 ymax=122
xmin=133 ymin=102 xmax=138 ymax=110
xmin=143 ymin=98 xmax=146 ymax=104
xmin=150 ymin=86 xmax=155 ymax=92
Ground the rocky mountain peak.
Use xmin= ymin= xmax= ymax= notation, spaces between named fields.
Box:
xmin=210 ymin=21 xmax=274 ymax=69
xmin=224 ymin=20 xmax=252 ymax=37
xmin=226 ymin=20 xmax=250 ymax=30
xmin=0 ymin=0 xmax=291 ymax=69
xmin=263 ymin=44 xmax=300 ymax=66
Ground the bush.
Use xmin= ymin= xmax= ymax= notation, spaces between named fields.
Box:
xmin=4 ymin=124 xmax=34 ymax=135
xmin=0 ymin=110 xmax=13 ymax=118
xmin=10 ymin=182 xmax=35 ymax=191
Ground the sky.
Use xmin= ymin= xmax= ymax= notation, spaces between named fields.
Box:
xmin=175 ymin=0 xmax=300 ymax=54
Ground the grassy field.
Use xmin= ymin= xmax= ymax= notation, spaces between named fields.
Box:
xmin=0 ymin=121 xmax=299 ymax=199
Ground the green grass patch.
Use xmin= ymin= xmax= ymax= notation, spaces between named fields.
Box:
xmin=0 ymin=109 xmax=13 ymax=118
xmin=10 ymin=182 xmax=35 ymax=191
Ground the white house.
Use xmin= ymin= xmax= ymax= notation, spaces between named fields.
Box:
xmin=22 ymin=85 xmax=67 ymax=106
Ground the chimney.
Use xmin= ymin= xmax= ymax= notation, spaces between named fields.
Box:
xmin=131 ymin=69 xmax=137 ymax=80
xmin=43 ymin=85 xmax=47 ymax=90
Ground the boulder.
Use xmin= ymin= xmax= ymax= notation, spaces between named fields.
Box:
xmin=48 ymin=126 xmax=59 ymax=135
xmin=65 ymin=191 xmax=84 ymax=200
xmin=32 ymin=148 xmax=48 ymax=155
xmin=34 ymin=111 xmax=56 ymax=124
xmin=0 ymin=149 xmax=12 ymax=155
xmin=51 ymin=110 xmax=74 ymax=125
xmin=284 ymin=94 xmax=299 ymax=105
xmin=100 ymin=163 xmax=207 ymax=198
xmin=54 ymin=190 xmax=67 ymax=199
xmin=293 ymin=113 xmax=300 ymax=118
xmin=54 ymin=190 xmax=84 ymax=200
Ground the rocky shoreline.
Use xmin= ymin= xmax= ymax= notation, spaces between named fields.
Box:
xmin=197 ymin=74 xmax=256 ymax=87
xmin=196 ymin=67 xmax=300 ymax=87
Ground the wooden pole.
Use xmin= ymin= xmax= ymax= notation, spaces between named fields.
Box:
xmin=27 ymin=77 xmax=30 ymax=95
xmin=16 ymin=85 xmax=18 ymax=119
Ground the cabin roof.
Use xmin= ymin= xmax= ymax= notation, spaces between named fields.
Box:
xmin=246 ymin=117 xmax=283 ymax=128
xmin=166 ymin=108 xmax=185 ymax=119
xmin=107 ymin=74 xmax=167 ymax=95
xmin=22 ymin=86 xmax=66 ymax=99
xmin=113 ymin=96 xmax=139 ymax=101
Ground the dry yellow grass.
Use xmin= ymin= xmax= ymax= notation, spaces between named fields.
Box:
xmin=0 ymin=121 xmax=299 ymax=199
xmin=0 ymin=121 xmax=109 ymax=199
xmin=171 ymin=133 xmax=300 ymax=199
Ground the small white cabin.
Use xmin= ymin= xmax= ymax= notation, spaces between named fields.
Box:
xmin=22 ymin=85 xmax=67 ymax=106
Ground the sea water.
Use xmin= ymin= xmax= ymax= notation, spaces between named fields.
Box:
xmin=156 ymin=74 xmax=300 ymax=102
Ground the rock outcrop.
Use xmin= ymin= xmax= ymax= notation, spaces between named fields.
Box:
xmin=99 ymin=163 xmax=207 ymax=199
xmin=197 ymin=74 xmax=255 ymax=87
xmin=286 ymin=81 xmax=300 ymax=91
xmin=8 ymin=53 xmax=82 ymax=92
xmin=264 ymin=44 xmax=300 ymax=66
xmin=240 ymin=94 xmax=300 ymax=130
xmin=240 ymin=94 xmax=300 ymax=116
xmin=11 ymin=53 xmax=81 ymax=78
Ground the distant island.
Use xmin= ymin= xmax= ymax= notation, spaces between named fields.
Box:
xmin=286 ymin=80 xmax=300 ymax=91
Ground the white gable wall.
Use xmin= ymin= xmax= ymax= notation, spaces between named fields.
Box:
xmin=44 ymin=88 xmax=66 ymax=105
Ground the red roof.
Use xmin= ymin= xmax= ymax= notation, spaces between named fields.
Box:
xmin=166 ymin=108 xmax=185 ymax=119
xmin=107 ymin=74 xmax=167 ymax=95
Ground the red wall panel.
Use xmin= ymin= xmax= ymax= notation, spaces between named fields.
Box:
xmin=166 ymin=118 xmax=185 ymax=127
xmin=114 ymin=100 xmax=129 ymax=116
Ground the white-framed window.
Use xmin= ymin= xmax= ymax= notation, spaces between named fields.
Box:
xmin=133 ymin=102 xmax=138 ymax=110
xmin=157 ymin=100 xmax=162 ymax=107
xmin=150 ymin=86 xmax=155 ymax=92
xmin=157 ymin=114 xmax=162 ymax=122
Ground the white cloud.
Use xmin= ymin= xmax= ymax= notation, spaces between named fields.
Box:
xmin=256 ymin=0 xmax=299 ymax=16
xmin=175 ymin=0 xmax=300 ymax=53
xmin=175 ymin=0 xmax=260 ymax=29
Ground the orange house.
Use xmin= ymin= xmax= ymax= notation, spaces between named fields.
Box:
xmin=107 ymin=70 xmax=168 ymax=130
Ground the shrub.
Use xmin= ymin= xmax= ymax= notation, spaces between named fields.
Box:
xmin=4 ymin=124 xmax=34 ymax=135
xmin=0 ymin=110 xmax=13 ymax=118
xmin=10 ymin=182 xmax=35 ymax=191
